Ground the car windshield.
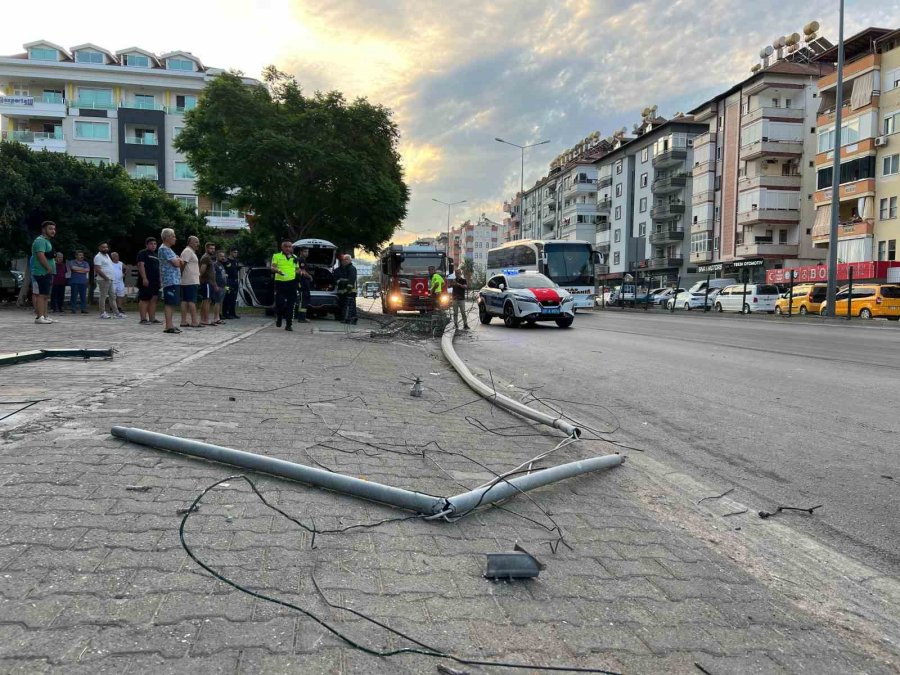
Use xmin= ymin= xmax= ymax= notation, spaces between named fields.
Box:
xmin=299 ymin=247 xmax=336 ymax=266
xmin=543 ymin=243 xmax=593 ymax=286
xmin=507 ymin=274 xmax=556 ymax=289
xmin=397 ymin=254 xmax=444 ymax=275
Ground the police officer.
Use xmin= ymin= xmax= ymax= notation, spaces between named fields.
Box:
xmin=222 ymin=248 xmax=240 ymax=319
xmin=270 ymin=240 xmax=299 ymax=331
xmin=294 ymin=246 xmax=312 ymax=323
xmin=333 ymin=254 xmax=358 ymax=324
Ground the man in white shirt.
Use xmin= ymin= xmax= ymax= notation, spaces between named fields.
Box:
xmin=93 ymin=242 xmax=120 ymax=319
xmin=110 ymin=252 xmax=127 ymax=317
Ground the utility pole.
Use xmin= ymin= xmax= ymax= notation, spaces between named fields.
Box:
xmin=496 ymin=137 xmax=550 ymax=240
xmin=432 ymin=198 xmax=466 ymax=266
xmin=825 ymin=0 xmax=845 ymax=316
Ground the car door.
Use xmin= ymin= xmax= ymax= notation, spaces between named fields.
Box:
xmin=717 ymin=286 xmax=732 ymax=310
xmin=483 ymin=275 xmax=505 ymax=313
xmin=831 ymin=288 xmax=850 ymax=315
xmin=850 ymin=286 xmax=876 ymax=317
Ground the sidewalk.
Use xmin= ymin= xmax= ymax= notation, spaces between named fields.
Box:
xmin=0 ymin=308 xmax=897 ymax=673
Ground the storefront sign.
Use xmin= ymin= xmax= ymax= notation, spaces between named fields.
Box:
xmin=766 ymin=261 xmax=900 ymax=284
xmin=697 ymin=258 xmax=765 ymax=275
xmin=0 ymin=96 xmax=34 ymax=106
xmin=697 ymin=263 xmax=723 ymax=273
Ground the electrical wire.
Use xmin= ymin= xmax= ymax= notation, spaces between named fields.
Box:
xmin=179 ymin=474 xmax=620 ymax=674
xmin=0 ymin=398 xmax=51 ymax=422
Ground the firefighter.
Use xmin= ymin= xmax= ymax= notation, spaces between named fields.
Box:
xmin=294 ymin=246 xmax=312 ymax=323
xmin=270 ymin=240 xmax=299 ymax=331
xmin=333 ymin=254 xmax=358 ymax=324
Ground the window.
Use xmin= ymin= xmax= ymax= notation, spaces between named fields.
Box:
xmin=715 ymin=146 xmax=722 ymax=160
xmin=614 ymin=206 xmax=622 ymax=220
xmin=175 ymin=95 xmax=197 ymax=112
xmin=779 ymin=229 xmax=788 ymax=244
xmin=74 ymin=121 xmax=110 ymax=140
xmin=76 ymin=88 xmax=114 ymax=109
xmin=640 ymin=172 xmax=648 ymax=188
xmin=886 ymin=113 xmax=898 ymax=135
xmin=613 ymin=252 xmax=620 ymax=265
xmin=639 ymin=197 xmax=647 ymax=213
xmin=641 ymin=148 xmax=649 ymax=163
xmin=884 ymin=154 xmax=899 ymax=176
xmin=173 ymin=126 xmax=184 ymax=139
xmin=878 ymin=241 xmax=886 ymax=261
xmin=75 ymin=50 xmax=104 ymax=64
xmin=175 ymin=162 xmax=196 ymax=180
xmin=42 ymin=89 xmax=63 ymax=104
xmin=616 ymin=160 xmax=623 ymax=175
xmin=615 ymin=183 xmax=622 ymax=197
xmin=889 ymin=240 xmax=896 ymax=261
xmin=167 ymin=58 xmax=195 ymax=71
xmin=614 ymin=228 xmax=621 ymax=243
xmin=28 ymin=47 xmax=58 ymax=61
xmin=123 ymin=54 xmax=150 ymax=68
xmin=132 ymin=163 xmax=158 ymax=179
xmin=638 ymin=222 xmax=647 ymax=237
xmin=77 ymin=157 xmax=108 ymax=166
xmin=173 ymin=195 xmax=198 ymax=211
xmin=886 ymin=68 xmax=900 ymax=91
xmin=881 ymin=197 xmax=898 ymax=219
xmin=817 ymin=156 xmax=877 ymax=189
xmin=785 ymin=98 xmax=792 ymax=108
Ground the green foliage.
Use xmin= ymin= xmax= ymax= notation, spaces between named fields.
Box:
xmin=0 ymin=142 xmax=211 ymax=264
xmin=175 ymin=69 xmax=409 ymax=255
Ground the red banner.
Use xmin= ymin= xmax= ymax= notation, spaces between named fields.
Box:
xmin=766 ymin=261 xmax=900 ymax=284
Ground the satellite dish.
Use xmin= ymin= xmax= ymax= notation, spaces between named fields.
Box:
xmin=764 ymin=45 xmax=774 ymax=57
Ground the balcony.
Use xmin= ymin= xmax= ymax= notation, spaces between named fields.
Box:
xmin=652 ymin=148 xmax=688 ymax=169
xmin=0 ymin=94 xmax=68 ymax=119
xmin=737 ymin=208 xmax=800 ymax=225
xmin=596 ymin=230 xmax=611 ymax=245
xmin=735 ymin=242 xmax=800 ymax=258
xmin=692 ymin=159 xmax=714 ymax=178
xmin=597 ymin=198 xmax=612 ymax=213
xmin=693 ymin=132 xmax=717 ymax=148
xmin=692 ymin=190 xmax=715 ymax=205
xmin=651 ymin=172 xmax=689 ymax=194
xmin=564 ymin=178 xmax=597 ymax=195
xmin=1 ymin=129 xmax=66 ymax=152
xmin=124 ymin=135 xmax=159 ymax=145
xmin=739 ymin=138 xmax=803 ymax=161
xmin=741 ymin=107 xmax=805 ymax=126
xmin=811 ymin=219 xmax=875 ymax=243
xmin=642 ymin=256 xmax=684 ymax=270
xmin=121 ymin=101 xmax=167 ymax=111
xmin=738 ymin=175 xmax=801 ymax=190
xmin=691 ymin=250 xmax=714 ymax=263
xmin=597 ymin=175 xmax=612 ymax=188
xmin=814 ymin=179 xmax=877 ymax=205
xmin=595 ymin=218 xmax=610 ymax=233
xmin=649 ymin=228 xmax=685 ymax=245
xmin=542 ymin=209 xmax=555 ymax=224
xmin=650 ymin=201 xmax=685 ymax=220
xmin=691 ymin=219 xmax=714 ymax=234
xmin=72 ymin=99 xmax=117 ymax=111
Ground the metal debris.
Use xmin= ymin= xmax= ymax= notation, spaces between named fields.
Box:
xmin=697 ymin=487 xmax=734 ymax=505
xmin=410 ymin=377 xmax=424 ymax=397
xmin=758 ymin=504 xmax=823 ymax=519
xmin=0 ymin=347 xmax=114 ymax=367
xmin=484 ymin=544 xmax=545 ymax=580
xmin=125 ymin=485 xmax=153 ymax=492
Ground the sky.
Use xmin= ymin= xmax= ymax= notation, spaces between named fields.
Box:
xmin=3 ymin=0 xmax=899 ymax=245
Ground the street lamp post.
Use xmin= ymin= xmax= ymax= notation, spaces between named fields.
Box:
xmin=825 ymin=0 xmax=845 ymax=316
xmin=432 ymin=198 xmax=466 ymax=267
xmin=496 ymin=137 xmax=550 ymax=238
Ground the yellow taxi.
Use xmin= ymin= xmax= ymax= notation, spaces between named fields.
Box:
xmin=774 ymin=283 xmax=827 ymax=315
xmin=820 ymin=284 xmax=900 ymax=319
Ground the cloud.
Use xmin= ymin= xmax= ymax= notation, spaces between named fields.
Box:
xmin=399 ymin=141 xmax=443 ymax=185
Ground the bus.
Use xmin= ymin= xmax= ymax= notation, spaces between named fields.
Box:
xmin=487 ymin=240 xmax=596 ymax=309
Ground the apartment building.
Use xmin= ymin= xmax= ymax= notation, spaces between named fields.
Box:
xmin=450 ymin=215 xmax=503 ymax=273
xmin=0 ymin=39 xmax=255 ymax=231
xmin=502 ymin=194 xmax=521 ymax=242
xmin=689 ymin=58 xmax=829 ymax=281
xmin=810 ymin=27 xmax=900 ymax=274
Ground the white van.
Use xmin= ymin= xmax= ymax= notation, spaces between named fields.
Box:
xmin=714 ymin=284 xmax=780 ymax=314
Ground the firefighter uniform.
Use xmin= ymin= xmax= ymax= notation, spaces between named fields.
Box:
xmin=333 ymin=260 xmax=358 ymax=324
xmin=222 ymin=256 xmax=240 ymax=318
xmin=271 ymin=251 xmax=299 ymax=330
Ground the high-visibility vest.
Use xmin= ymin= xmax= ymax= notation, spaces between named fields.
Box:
xmin=430 ymin=273 xmax=445 ymax=293
xmin=271 ymin=252 xmax=298 ymax=281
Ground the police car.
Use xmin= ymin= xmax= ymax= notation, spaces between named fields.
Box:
xmin=477 ymin=270 xmax=575 ymax=328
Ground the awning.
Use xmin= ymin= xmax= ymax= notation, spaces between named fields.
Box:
xmin=812 ymin=204 xmax=832 ymax=238
xmin=850 ymin=71 xmax=874 ymax=110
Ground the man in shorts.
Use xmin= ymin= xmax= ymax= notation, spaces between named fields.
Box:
xmin=136 ymin=237 xmax=161 ymax=324
xmin=158 ymin=228 xmax=184 ymax=333
xmin=30 ymin=221 xmax=57 ymax=325
xmin=110 ymin=252 xmax=127 ymax=317
xmin=198 ymin=242 xmax=218 ymax=325
xmin=94 ymin=242 xmax=119 ymax=319
xmin=180 ymin=236 xmax=201 ymax=328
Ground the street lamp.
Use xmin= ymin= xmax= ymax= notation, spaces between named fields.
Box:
xmin=496 ymin=137 xmax=550 ymax=236
xmin=825 ymin=0 xmax=845 ymax=316
xmin=432 ymin=197 xmax=466 ymax=264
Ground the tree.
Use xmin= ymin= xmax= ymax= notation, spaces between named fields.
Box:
xmin=174 ymin=69 xmax=409 ymax=255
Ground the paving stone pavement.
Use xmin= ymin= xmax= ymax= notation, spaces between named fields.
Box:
xmin=0 ymin=304 xmax=898 ymax=674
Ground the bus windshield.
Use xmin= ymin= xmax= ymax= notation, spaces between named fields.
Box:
xmin=393 ymin=254 xmax=445 ymax=276
xmin=544 ymin=243 xmax=593 ymax=286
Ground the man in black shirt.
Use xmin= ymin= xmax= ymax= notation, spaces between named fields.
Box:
xmin=222 ymin=249 xmax=241 ymax=319
xmin=294 ymin=246 xmax=311 ymax=323
xmin=450 ymin=269 xmax=469 ymax=329
xmin=136 ymin=237 xmax=161 ymax=324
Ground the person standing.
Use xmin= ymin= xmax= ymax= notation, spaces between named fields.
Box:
xmin=180 ymin=236 xmax=201 ymax=328
xmin=136 ymin=237 xmax=161 ymax=324
xmin=50 ymin=252 xmax=67 ymax=314
xmin=450 ymin=268 xmax=470 ymax=329
xmin=110 ymin=252 xmax=127 ymax=317
xmin=198 ymin=242 xmax=218 ymax=325
xmin=271 ymin=240 xmax=298 ymax=331
xmin=213 ymin=250 xmax=227 ymax=325
xmin=93 ymin=242 xmax=118 ymax=319
xmin=30 ymin=221 xmax=57 ymax=324
xmin=333 ymin=254 xmax=358 ymax=325
xmin=68 ymin=250 xmax=90 ymax=314
xmin=222 ymin=248 xmax=240 ymax=319
xmin=294 ymin=246 xmax=312 ymax=323
xmin=158 ymin=228 xmax=184 ymax=333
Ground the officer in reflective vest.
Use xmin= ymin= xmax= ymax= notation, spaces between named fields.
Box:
xmin=270 ymin=240 xmax=299 ymax=331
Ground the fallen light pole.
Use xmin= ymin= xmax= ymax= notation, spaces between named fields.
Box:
xmin=110 ymin=426 xmax=623 ymax=516
xmin=0 ymin=347 xmax=114 ymax=368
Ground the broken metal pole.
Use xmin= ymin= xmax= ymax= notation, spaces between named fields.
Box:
xmin=0 ymin=347 xmax=114 ymax=368
xmin=111 ymin=427 xmax=624 ymax=517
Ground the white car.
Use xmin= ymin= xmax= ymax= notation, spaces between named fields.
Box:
xmin=666 ymin=289 xmax=720 ymax=311
xmin=478 ymin=271 xmax=575 ymax=328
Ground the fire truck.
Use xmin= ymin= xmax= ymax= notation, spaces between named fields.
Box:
xmin=378 ymin=243 xmax=451 ymax=314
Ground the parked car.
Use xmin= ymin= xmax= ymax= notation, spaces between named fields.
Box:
xmin=714 ymin=284 xmax=780 ymax=313
xmin=653 ymin=287 xmax=683 ymax=306
xmin=666 ymin=288 xmax=721 ymax=311
xmin=774 ymin=283 xmax=827 ymax=315
xmin=1 ymin=270 xmax=20 ymax=301
xmin=478 ymin=270 xmax=575 ymax=328
xmin=688 ymin=278 xmax=738 ymax=296
xmin=818 ymin=284 xmax=900 ymax=319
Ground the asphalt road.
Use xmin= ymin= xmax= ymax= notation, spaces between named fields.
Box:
xmin=458 ymin=308 xmax=900 ymax=577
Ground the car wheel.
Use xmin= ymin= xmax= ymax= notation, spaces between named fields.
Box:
xmin=666 ymin=300 xmax=673 ymax=310
xmin=860 ymin=308 xmax=872 ymax=320
xmin=478 ymin=302 xmax=492 ymax=325
xmin=775 ymin=306 xmax=782 ymax=315
xmin=683 ymin=302 xmax=691 ymax=311
xmin=799 ymin=306 xmax=808 ymax=315
xmin=555 ymin=317 xmax=574 ymax=328
xmin=502 ymin=302 xmax=520 ymax=327
xmin=713 ymin=303 xmax=722 ymax=312
xmin=742 ymin=303 xmax=751 ymax=314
